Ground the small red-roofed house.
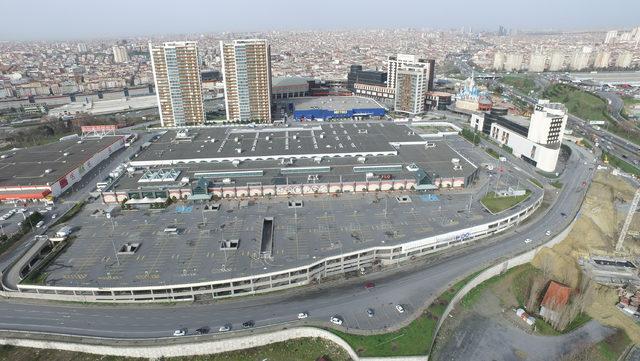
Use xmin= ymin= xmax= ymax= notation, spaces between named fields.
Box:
xmin=540 ymin=280 xmax=572 ymax=325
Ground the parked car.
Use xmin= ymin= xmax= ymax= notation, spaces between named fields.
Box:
xmin=330 ymin=316 xmax=343 ymax=325
xmin=366 ymin=308 xmax=375 ymax=317
xmin=173 ymin=328 xmax=187 ymax=336
xmin=297 ymin=312 xmax=308 ymax=319
xmin=395 ymin=304 xmax=405 ymax=313
xmin=35 ymin=220 xmax=44 ymax=228
xmin=364 ymin=282 xmax=375 ymax=289
xmin=218 ymin=324 xmax=231 ymax=332
xmin=545 ymin=230 xmax=551 ymax=236
xmin=194 ymin=327 xmax=210 ymax=335
xmin=524 ymin=238 xmax=532 ymax=244
xmin=242 ymin=320 xmax=255 ymax=329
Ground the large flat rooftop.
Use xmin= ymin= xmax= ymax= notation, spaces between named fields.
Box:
xmin=290 ymin=96 xmax=384 ymax=111
xmin=133 ymin=122 xmax=424 ymax=164
xmin=0 ymin=136 xmax=122 ymax=187
xmin=38 ymin=188 xmax=538 ymax=288
xmin=114 ymin=139 xmax=476 ymax=191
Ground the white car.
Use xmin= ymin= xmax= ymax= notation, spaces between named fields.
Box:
xmin=330 ymin=316 xmax=343 ymax=325
xmin=395 ymin=304 xmax=405 ymax=313
xmin=172 ymin=328 xmax=187 ymax=336
xmin=545 ymin=230 xmax=551 ymax=236
xmin=218 ymin=325 xmax=231 ymax=332
xmin=297 ymin=312 xmax=309 ymax=319
xmin=524 ymin=238 xmax=532 ymax=244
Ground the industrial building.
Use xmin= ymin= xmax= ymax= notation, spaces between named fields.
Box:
xmin=0 ymin=135 xmax=125 ymax=202
xmin=470 ymin=100 xmax=568 ymax=172
xmin=290 ymin=96 xmax=386 ymax=121
xmin=149 ymin=41 xmax=206 ymax=127
xmin=221 ymin=39 xmax=273 ymax=123
xmin=100 ymin=122 xmax=478 ymax=204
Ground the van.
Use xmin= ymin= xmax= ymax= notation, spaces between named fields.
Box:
xmin=36 ymin=221 xmax=45 ymax=228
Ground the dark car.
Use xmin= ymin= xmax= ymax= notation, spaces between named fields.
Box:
xmin=195 ymin=327 xmax=210 ymax=335
xmin=242 ymin=320 xmax=255 ymax=329
xmin=364 ymin=282 xmax=375 ymax=289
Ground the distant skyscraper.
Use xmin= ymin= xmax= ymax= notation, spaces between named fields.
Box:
xmin=615 ymin=51 xmax=633 ymax=68
xmin=112 ymin=45 xmax=130 ymax=63
xmin=393 ymin=62 xmax=432 ymax=115
xmin=593 ymin=51 xmax=611 ymax=68
xmin=77 ymin=43 xmax=87 ymax=53
xmin=548 ymin=52 xmax=565 ymax=72
xmin=221 ymin=39 xmax=272 ymax=122
xmin=528 ymin=53 xmax=546 ymax=72
xmin=149 ymin=41 xmax=205 ymax=127
xmin=386 ymin=54 xmax=434 ymax=90
xmin=493 ymin=52 xmax=506 ymax=71
xmin=604 ymin=30 xmax=618 ymax=44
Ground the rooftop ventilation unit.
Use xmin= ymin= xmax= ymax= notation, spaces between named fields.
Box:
xmin=451 ymin=158 xmax=460 ymax=165
xmin=232 ymin=160 xmax=240 ymax=167
xmin=44 ymin=169 xmax=52 ymax=174
xmin=314 ymin=157 xmax=322 ymax=164
xmin=236 ymin=148 xmax=242 ymax=154
xmin=357 ymin=156 xmax=366 ymax=164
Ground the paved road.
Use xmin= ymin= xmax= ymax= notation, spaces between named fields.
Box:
xmin=0 ymin=139 xmax=594 ymax=339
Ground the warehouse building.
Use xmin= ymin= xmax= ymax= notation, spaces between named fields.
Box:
xmin=290 ymin=96 xmax=386 ymax=121
xmin=0 ymin=135 xmax=125 ymax=203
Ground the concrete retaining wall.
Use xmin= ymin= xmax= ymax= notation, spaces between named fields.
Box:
xmin=0 ymin=327 xmax=427 ymax=361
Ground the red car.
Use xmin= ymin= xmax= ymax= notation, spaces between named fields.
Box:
xmin=364 ymin=282 xmax=375 ymax=289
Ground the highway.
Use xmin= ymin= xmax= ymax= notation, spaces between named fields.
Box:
xmin=0 ymin=139 xmax=595 ymax=339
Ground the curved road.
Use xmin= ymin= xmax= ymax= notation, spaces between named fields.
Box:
xmin=0 ymin=141 xmax=596 ymax=339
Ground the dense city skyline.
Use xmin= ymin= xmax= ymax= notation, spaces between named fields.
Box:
xmin=2 ymin=0 xmax=640 ymax=40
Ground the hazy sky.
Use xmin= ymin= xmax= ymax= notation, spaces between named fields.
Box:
xmin=2 ymin=0 xmax=639 ymax=40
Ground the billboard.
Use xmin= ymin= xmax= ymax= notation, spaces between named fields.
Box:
xmin=81 ymin=125 xmax=118 ymax=133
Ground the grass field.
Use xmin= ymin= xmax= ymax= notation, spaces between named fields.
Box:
xmin=603 ymin=151 xmax=640 ymax=177
xmin=480 ymin=190 xmax=531 ymax=213
xmin=529 ymin=178 xmax=544 ymax=189
xmin=542 ymin=84 xmax=609 ymax=121
xmin=501 ymin=75 xmax=539 ymax=94
xmin=331 ymin=272 xmax=478 ymax=357
xmin=0 ymin=338 xmax=351 ymax=361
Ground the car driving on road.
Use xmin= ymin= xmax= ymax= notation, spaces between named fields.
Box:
xmin=173 ymin=328 xmax=187 ymax=336
xmin=242 ymin=320 xmax=255 ymax=329
xmin=297 ymin=312 xmax=308 ymax=319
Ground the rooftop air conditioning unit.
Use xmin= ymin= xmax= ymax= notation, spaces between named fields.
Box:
xmin=222 ymin=178 xmax=232 ymax=184
xmin=357 ymin=156 xmax=366 ymax=164
xmin=314 ymin=157 xmax=322 ymax=164
xmin=44 ymin=169 xmax=52 ymax=174
xmin=451 ymin=158 xmax=460 ymax=165
xmin=232 ymin=160 xmax=240 ymax=167
xmin=236 ymin=148 xmax=242 ymax=154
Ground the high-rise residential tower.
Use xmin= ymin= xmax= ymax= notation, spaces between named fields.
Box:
xmin=149 ymin=41 xmax=205 ymax=127
xmin=386 ymin=54 xmax=434 ymax=91
xmin=220 ymin=39 xmax=272 ymax=122
xmin=394 ymin=63 xmax=429 ymax=115
xmin=112 ymin=45 xmax=130 ymax=63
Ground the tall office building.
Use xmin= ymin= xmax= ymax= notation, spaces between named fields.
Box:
xmin=112 ymin=45 xmax=130 ymax=63
xmin=220 ymin=39 xmax=272 ymax=123
xmin=394 ymin=63 xmax=429 ymax=115
xmin=149 ymin=41 xmax=205 ymax=127
xmin=386 ymin=54 xmax=434 ymax=91
xmin=548 ymin=52 xmax=565 ymax=71
xmin=77 ymin=43 xmax=88 ymax=53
